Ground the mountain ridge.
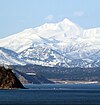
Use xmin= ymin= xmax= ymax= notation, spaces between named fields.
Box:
xmin=0 ymin=18 xmax=100 ymax=68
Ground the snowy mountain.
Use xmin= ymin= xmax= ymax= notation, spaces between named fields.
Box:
xmin=0 ymin=18 xmax=100 ymax=67
xmin=0 ymin=18 xmax=83 ymax=52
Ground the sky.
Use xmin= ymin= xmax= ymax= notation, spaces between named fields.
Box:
xmin=0 ymin=0 xmax=100 ymax=38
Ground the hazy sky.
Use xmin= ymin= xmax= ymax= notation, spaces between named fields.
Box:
xmin=0 ymin=0 xmax=100 ymax=38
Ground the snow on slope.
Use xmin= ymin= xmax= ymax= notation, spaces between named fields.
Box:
xmin=0 ymin=18 xmax=100 ymax=67
xmin=0 ymin=29 xmax=45 ymax=52
xmin=0 ymin=47 xmax=26 ymax=65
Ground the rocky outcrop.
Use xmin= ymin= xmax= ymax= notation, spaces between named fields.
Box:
xmin=0 ymin=66 xmax=25 ymax=89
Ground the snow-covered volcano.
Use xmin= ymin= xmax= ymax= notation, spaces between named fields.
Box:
xmin=0 ymin=18 xmax=100 ymax=67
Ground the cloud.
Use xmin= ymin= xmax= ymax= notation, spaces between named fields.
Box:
xmin=73 ymin=11 xmax=85 ymax=17
xmin=45 ymin=15 xmax=54 ymax=21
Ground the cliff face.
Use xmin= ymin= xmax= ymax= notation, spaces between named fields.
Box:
xmin=0 ymin=66 xmax=25 ymax=89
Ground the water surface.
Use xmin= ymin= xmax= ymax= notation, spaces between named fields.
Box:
xmin=0 ymin=84 xmax=100 ymax=105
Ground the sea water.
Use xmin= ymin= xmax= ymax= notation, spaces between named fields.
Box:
xmin=0 ymin=84 xmax=100 ymax=105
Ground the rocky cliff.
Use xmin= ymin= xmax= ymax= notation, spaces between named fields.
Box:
xmin=0 ymin=66 xmax=25 ymax=89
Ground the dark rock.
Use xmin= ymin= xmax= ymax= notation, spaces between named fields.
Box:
xmin=0 ymin=66 xmax=25 ymax=89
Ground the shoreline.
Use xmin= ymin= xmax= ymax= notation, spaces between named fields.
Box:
xmin=49 ymin=79 xmax=100 ymax=84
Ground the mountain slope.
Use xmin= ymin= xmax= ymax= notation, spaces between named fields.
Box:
xmin=0 ymin=47 xmax=26 ymax=65
xmin=0 ymin=18 xmax=100 ymax=67
xmin=13 ymin=70 xmax=54 ymax=84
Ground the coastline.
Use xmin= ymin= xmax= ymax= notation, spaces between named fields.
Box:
xmin=49 ymin=79 xmax=99 ymax=84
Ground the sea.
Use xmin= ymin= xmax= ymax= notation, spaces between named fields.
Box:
xmin=0 ymin=84 xmax=100 ymax=105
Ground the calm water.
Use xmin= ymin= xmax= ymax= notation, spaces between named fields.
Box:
xmin=0 ymin=84 xmax=100 ymax=105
